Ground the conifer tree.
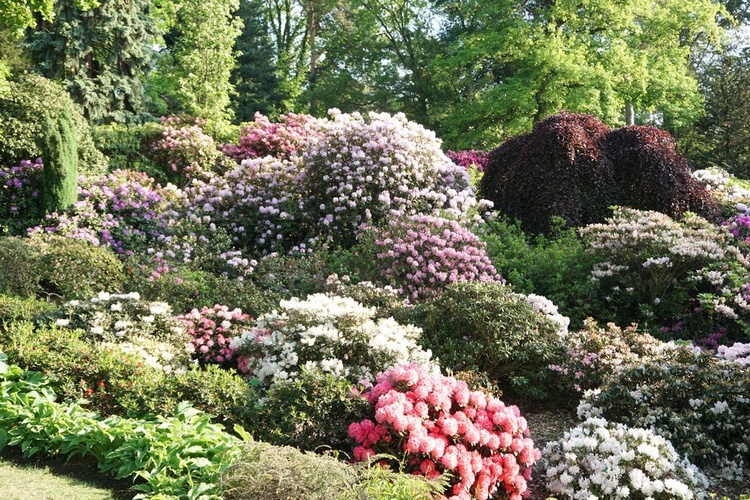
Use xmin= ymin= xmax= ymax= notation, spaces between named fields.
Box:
xmin=25 ymin=0 xmax=156 ymax=122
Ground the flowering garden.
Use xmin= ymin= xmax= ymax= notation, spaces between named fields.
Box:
xmin=1 ymin=109 xmax=750 ymax=500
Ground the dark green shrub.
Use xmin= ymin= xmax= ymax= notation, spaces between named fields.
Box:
xmin=37 ymin=235 xmax=125 ymax=300
xmin=396 ymin=281 xmax=566 ymax=400
xmin=125 ymin=260 xmax=279 ymax=316
xmin=478 ymin=216 xmax=597 ymax=329
xmin=39 ymin=104 xmax=78 ymax=213
xmin=0 ymin=295 xmax=55 ymax=328
xmin=245 ymin=368 xmax=370 ymax=453
xmin=0 ymin=73 xmax=107 ymax=175
xmin=0 ymin=236 xmax=43 ymax=297
xmin=0 ymin=235 xmax=124 ymax=301
xmin=91 ymin=122 xmax=163 ymax=179
xmin=0 ymin=321 xmax=252 ymax=424
xmin=222 ymin=441 xmax=441 ymax=500
xmin=116 ymin=363 xmax=254 ymax=428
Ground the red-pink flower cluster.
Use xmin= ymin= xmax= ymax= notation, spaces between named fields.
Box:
xmin=222 ymin=112 xmax=317 ymax=162
xmin=349 ymin=364 xmax=540 ymax=500
xmin=178 ymin=304 xmax=252 ymax=367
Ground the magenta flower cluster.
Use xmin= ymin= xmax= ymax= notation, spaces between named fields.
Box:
xmin=151 ymin=116 xmax=222 ymax=187
xmin=349 ymin=364 xmax=540 ymax=500
xmin=725 ymin=204 xmax=750 ymax=243
xmin=178 ymin=304 xmax=252 ymax=366
xmin=0 ymin=158 xmax=43 ymax=234
xmin=222 ymin=112 xmax=317 ymax=162
xmin=371 ymin=214 xmax=502 ymax=301
xmin=446 ymin=150 xmax=490 ymax=172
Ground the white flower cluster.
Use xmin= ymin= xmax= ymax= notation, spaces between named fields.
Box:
xmin=54 ymin=291 xmax=191 ymax=372
xmin=582 ymin=208 xmax=727 ymax=263
xmin=693 ymin=167 xmax=750 ymax=204
xmin=521 ymin=293 xmax=570 ymax=336
xmin=230 ymin=293 xmax=436 ymax=387
xmin=545 ymin=418 xmax=709 ymax=500
xmin=577 ymin=345 xmax=750 ymax=480
xmin=717 ymin=342 xmax=750 ymax=366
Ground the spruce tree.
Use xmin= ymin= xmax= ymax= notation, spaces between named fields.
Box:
xmin=25 ymin=0 xmax=156 ymax=123
xmin=230 ymin=0 xmax=282 ymax=122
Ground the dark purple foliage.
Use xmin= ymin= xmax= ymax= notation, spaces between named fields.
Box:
xmin=480 ymin=112 xmax=721 ymax=233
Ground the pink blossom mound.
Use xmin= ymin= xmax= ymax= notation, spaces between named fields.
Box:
xmin=178 ymin=304 xmax=252 ymax=366
xmin=222 ymin=112 xmax=317 ymax=162
xmin=372 ymin=214 xmax=502 ymax=301
xmin=349 ymin=364 xmax=540 ymax=500
xmin=151 ymin=116 xmax=221 ymax=186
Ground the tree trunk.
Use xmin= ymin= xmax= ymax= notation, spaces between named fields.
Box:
xmin=625 ymin=102 xmax=635 ymax=126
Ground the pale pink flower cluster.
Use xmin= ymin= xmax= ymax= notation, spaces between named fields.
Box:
xmin=301 ymin=109 xmax=477 ymax=246
xmin=178 ymin=304 xmax=252 ymax=366
xmin=372 ymin=214 xmax=502 ymax=301
xmin=349 ymin=364 xmax=540 ymax=500
xmin=151 ymin=116 xmax=222 ymax=187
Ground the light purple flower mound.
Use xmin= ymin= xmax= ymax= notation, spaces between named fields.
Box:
xmin=373 ymin=214 xmax=502 ymax=301
xmin=301 ymin=110 xmax=477 ymax=246
xmin=0 ymin=158 xmax=44 ymax=233
xmin=29 ymin=169 xmax=174 ymax=254
xmin=178 ymin=156 xmax=305 ymax=254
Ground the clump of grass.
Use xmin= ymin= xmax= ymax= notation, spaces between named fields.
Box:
xmin=221 ymin=441 xmax=443 ymax=500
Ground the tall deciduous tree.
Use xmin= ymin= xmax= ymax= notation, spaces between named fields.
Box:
xmin=166 ymin=0 xmax=243 ymax=126
xmin=683 ymin=46 xmax=750 ymax=177
xmin=25 ymin=0 xmax=156 ymax=122
xmin=431 ymin=0 xmax=729 ymax=149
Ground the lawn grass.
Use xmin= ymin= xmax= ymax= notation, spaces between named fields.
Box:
xmin=0 ymin=448 xmax=133 ymax=500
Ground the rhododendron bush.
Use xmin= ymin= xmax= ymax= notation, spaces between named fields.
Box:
xmin=222 ymin=112 xmax=318 ymax=162
xmin=178 ymin=110 xmax=478 ymax=254
xmin=578 ymin=343 xmax=750 ymax=478
xmin=349 ymin=364 xmax=540 ymax=500
xmin=230 ymin=294 xmax=435 ymax=386
xmin=368 ymin=214 xmax=502 ymax=301
xmin=302 ymin=110 xmax=476 ymax=247
xmin=580 ymin=207 xmax=750 ymax=339
xmin=178 ymin=304 xmax=253 ymax=367
xmin=545 ymin=417 xmax=709 ymax=499
xmin=53 ymin=292 xmax=191 ymax=373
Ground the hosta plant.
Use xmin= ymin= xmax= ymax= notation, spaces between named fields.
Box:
xmin=349 ymin=363 xmax=541 ymax=500
xmin=545 ymin=417 xmax=709 ymax=499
